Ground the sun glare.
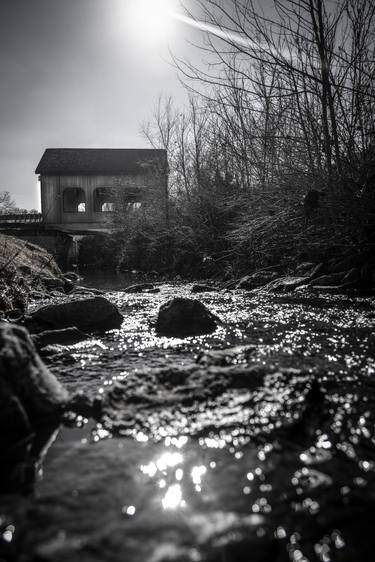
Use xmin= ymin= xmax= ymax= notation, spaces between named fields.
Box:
xmin=127 ymin=0 xmax=177 ymax=42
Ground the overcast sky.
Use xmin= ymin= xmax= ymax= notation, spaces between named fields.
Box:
xmin=0 ymin=0 xmax=200 ymax=209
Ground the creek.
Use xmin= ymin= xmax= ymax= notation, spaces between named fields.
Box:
xmin=1 ymin=272 xmax=375 ymax=562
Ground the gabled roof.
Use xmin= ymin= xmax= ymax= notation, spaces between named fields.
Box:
xmin=35 ymin=148 xmax=167 ymax=175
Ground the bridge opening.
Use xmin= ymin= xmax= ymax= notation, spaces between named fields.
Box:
xmin=63 ymin=188 xmax=86 ymax=213
xmin=94 ymin=188 xmax=116 ymax=212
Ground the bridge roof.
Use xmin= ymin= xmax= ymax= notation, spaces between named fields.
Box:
xmin=35 ymin=148 xmax=167 ymax=175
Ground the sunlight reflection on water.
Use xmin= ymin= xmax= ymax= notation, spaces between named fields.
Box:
xmin=28 ymin=280 xmax=375 ymax=561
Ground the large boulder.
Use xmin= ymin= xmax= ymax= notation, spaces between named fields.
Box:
xmin=0 ymin=323 xmax=69 ymax=442
xmin=155 ymin=297 xmax=221 ymax=337
xmin=26 ymin=296 xmax=123 ymax=333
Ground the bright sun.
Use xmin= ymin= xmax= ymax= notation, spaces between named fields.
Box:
xmin=127 ymin=0 xmax=176 ymax=41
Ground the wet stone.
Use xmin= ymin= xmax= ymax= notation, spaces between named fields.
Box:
xmin=155 ymin=297 xmax=221 ymax=337
xmin=26 ymin=296 xmax=123 ymax=334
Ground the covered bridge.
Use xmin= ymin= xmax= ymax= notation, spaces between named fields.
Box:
xmin=36 ymin=148 xmax=168 ymax=233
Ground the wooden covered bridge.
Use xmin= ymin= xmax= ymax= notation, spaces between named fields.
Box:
xmin=0 ymin=148 xmax=168 ymax=265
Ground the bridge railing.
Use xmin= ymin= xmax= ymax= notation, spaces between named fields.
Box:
xmin=0 ymin=213 xmax=43 ymax=225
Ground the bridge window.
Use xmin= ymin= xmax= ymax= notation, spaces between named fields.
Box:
xmin=125 ymin=195 xmax=142 ymax=210
xmin=63 ymin=188 xmax=86 ymax=213
xmin=94 ymin=188 xmax=116 ymax=212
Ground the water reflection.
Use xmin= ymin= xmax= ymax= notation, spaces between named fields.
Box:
xmin=162 ymin=484 xmax=185 ymax=509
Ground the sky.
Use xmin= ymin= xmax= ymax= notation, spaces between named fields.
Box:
xmin=0 ymin=0 xmax=201 ymax=210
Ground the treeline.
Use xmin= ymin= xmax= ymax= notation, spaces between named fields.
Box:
xmin=91 ymin=0 xmax=375 ymax=277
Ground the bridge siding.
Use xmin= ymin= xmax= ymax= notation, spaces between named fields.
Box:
xmin=40 ymin=172 xmax=165 ymax=230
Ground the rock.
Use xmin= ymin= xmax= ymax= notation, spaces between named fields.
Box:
xmin=63 ymin=279 xmax=75 ymax=294
xmin=0 ymin=323 xmax=69 ymax=442
xmin=38 ymin=344 xmax=67 ymax=357
xmin=236 ymin=275 xmax=254 ymax=290
xmin=309 ymin=262 xmax=326 ymax=280
xmin=26 ymin=297 xmax=123 ymax=334
xmin=191 ymin=284 xmax=216 ymax=293
xmin=329 ymin=255 xmax=359 ymax=274
xmin=18 ymin=265 xmax=32 ymax=275
xmin=309 ymin=284 xmax=350 ymax=294
xmin=342 ymin=267 xmax=360 ymax=284
xmin=124 ymin=283 xmax=158 ymax=293
xmin=155 ymin=297 xmax=221 ymax=337
xmin=309 ymin=272 xmax=345 ymax=287
xmin=296 ymin=262 xmax=315 ymax=274
xmin=236 ymin=271 xmax=279 ymax=290
xmin=63 ymin=271 xmax=81 ymax=282
xmin=5 ymin=308 xmax=24 ymax=323
xmin=262 ymin=276 xmax=308 ymax=292
xmin=41 ymin=276 xmax=65 ymax=292
xmin=32 ymin=327 xmax=89 ymax=348
xmin=220 ymin=279 xmax=238 ymax=291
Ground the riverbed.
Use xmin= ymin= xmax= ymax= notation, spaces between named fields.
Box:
xmin=1 ymin=274 xmax=375 ymax=561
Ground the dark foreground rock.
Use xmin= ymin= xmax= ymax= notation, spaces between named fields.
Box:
xmin=155 ymin=297 xmax=221 ymax=337
xmin=26 ymin=296 xmax=123 ymax=333
xmin=0 ymin=323 xmax=69 ymax=445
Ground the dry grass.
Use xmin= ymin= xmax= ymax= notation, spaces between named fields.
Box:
xmin=0 ymin=234 xmax=61 ymax=278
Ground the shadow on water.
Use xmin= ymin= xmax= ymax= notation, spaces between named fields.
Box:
xmin=1 ymin=273 xmax=375 ymax=561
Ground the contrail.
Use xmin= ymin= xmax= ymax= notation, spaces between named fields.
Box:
xmin=167 ymin=11 xmax=262 ymax=51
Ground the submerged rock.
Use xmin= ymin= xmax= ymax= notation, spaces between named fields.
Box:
xmin=0 ymin=322 xmax=69 ymax=444
xmin=26 ymin=296 xmax=123 ymax=333
xmin=155 ymin=297 xmax=221 ymax=337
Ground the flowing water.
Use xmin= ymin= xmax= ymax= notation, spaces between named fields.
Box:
xmin=1 ymin=273 xmax=375 ymax=562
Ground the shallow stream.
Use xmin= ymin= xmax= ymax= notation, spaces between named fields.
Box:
xmin=2 ymin=273 xmax=375 ymax=561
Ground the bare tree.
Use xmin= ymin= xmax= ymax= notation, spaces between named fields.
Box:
xmin=0 ymin=191 xmax=15 ymax=214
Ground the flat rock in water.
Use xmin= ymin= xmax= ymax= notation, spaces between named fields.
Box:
xmin=32 ymin=327 xmax=89 ymax=348
xmin=0 ymin=322 xmax=69 ymax=442
xmin=26 ymin=296 xmax=123 ymax=333
xmin=155 ymin=297 xmax=221 ymax=337
xmin=191 ymin=284 xmax=217 ymax=293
